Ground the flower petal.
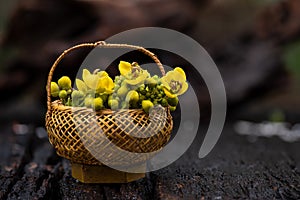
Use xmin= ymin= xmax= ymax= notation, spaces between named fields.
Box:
xmin=161 ymin=77 xmax=170 ymax=90
xmin=177 ymin=82 xmax=188 ymax=96
xmin=164 ymin=71 xmax=175 ymax=82
xmin=75 ymin=79 xmax=87 ymax=93
xmin=82 ymin=69 xmax=91 ymax=83
xmin=97 ymin=76 xmax=114 ymax=93
xmin=163 ymin=88 xmax=177 ymax=98
xmin=174 ymin=67 xmax=186 ymax=81
xmin=119 ymin=61 xmax=132 ymax=76
xmin=161 ymin=71 xmax=176 ymax=90
xmin=125 ymin=77 xmax=144 ymax=85
xmin=97 ymin=71 xmax=108 ymax=78
xmin=83 ymin=69 xmax=99 ymax=90
xmin=172 ymin=70 xmax=185 ymax=82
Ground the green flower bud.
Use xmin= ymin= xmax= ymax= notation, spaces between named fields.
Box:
xmin=142 ymin=100 xmax=154 ymax=114
xmin=50 ymin=82 xmax=60 ymax=97
xmin=139 ymin=95 xmax=146 ymax=101
xmin=94 ymin=97 xmax=103 ymax=111
xmin=167 ymin=97 xmax=179 ymax=107
xmin=59 ymin=90 xmax=68 ymax=99
xmin=67 ymin=89 xmax=72 ymax=95
xmin=71 ymin=90 xmax=85 ymax=106
xmin=116 ymin=79 xmax=122 ymax=85
xmin=152 ymin=75 xmax=159 ymax=81
xmin=138 ymin=84 xmax=145 ymax=91
xmin=125 ymin=90 xmax=139 ymax=103
xmin=140 ymin=90 xmax=146 ymax=95
xmin=108 ymin=99 xmax=119 ymax=109
xmin=120 ymin=75 xmax=125 ymax=81
xmin=157 ymin=85 xmax=163 ymax=91
xmin=58 ymin=76 xmax=72 ymax=90
xmin=114 ymin=76 xmax=120 ymax=82
xmin=117 ymin=86 xmax=128 ymax=97
xmin=170 ymin=106 xmax=176 ymax=112
xmin=84 ymin=97 xmax=94 ymax=108
xmin=108 ymin=95 xmax=113 ymax=101
xmin=72 ymin=90 xmax=84 ymax=98
xmin=161 ymin=98 xmax=168 ymax=107
xmin=99 ymin=94 xmax=108 ymax=102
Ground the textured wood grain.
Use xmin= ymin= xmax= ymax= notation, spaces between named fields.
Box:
xmin=1 ymin=124 xmax=300 ymax=199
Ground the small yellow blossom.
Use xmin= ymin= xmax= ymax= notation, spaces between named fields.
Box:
xmin=82 ymin=68 xmax=114 ymax=94
xmin=118 ymin=61 xmax=149 ymax=86
xmin=97 ymin=75 xmax=114 ymax=94
xmin=161 ymin=67 xmax=188 ymax=98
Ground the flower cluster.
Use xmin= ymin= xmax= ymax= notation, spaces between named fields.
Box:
xmin=50 ymin=61 xmax=188 ymax=113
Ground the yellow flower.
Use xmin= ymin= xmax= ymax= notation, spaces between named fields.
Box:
xmin=125 ymin=70 xmax=149 ymax=85
xmin=97 ymin=75 xmax=114 ymax=94
xmin=161 ymin=67 xmax=188 ymax=98
xmin=82 ymin=68 xmax=114 ymax=94
xmin=118 ymin=61 xmax=149 ymax=86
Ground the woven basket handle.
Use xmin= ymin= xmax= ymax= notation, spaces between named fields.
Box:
xmin=46 ymin=41 xmax=165 ymax=111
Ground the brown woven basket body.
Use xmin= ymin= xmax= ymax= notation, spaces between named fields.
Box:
xmin=45 ymin=41 xmax=173 ymax=166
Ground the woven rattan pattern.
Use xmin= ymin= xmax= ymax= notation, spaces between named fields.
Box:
xmin=46 ymin=101 xmax=173 ymax=166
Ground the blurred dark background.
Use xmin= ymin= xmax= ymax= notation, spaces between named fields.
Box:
xmin=0 ymin=0 xmax=299 ymax=126
xmin=1 ymin=1 xmax=300 ymax=198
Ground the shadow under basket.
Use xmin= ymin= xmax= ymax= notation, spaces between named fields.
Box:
xmin=45 ymin=41 xmax=173 ymax=183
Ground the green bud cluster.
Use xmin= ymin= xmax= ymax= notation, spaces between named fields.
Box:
xmin=51 ymin=76 xmax=73 ymax=106
xmin=111 ymin=74 xmax=179 ymax=113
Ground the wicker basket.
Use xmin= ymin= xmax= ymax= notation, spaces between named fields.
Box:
xmin=45 ymin=41 xmax=173 ymax=168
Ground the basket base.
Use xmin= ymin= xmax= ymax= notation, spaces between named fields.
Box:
xmin=71 ymin=163 xmax=146 ymax=183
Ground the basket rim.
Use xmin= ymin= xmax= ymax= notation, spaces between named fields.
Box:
xmin=50 ymin=100 xmax=170 ymax=114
